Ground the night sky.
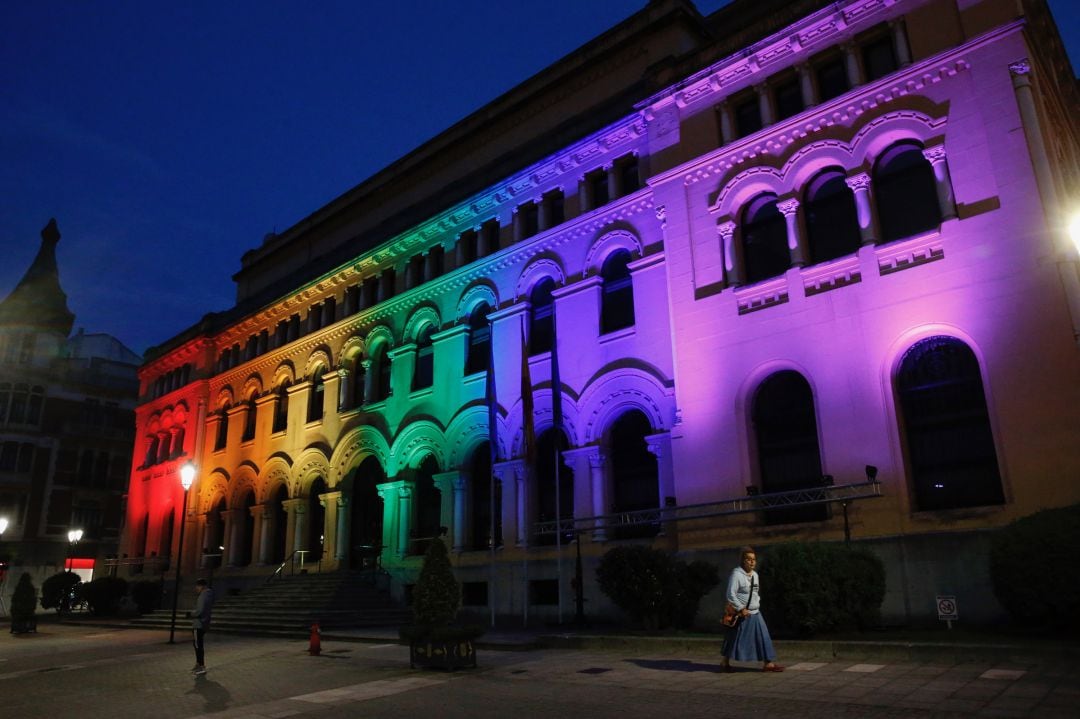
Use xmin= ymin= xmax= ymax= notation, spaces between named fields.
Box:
xmin=2 ymin=0 xmax=1077 ymax=356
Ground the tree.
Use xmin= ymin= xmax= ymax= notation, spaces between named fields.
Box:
xmin=411 ymin=537 xmax=460 ymax=628
xmin=10 ymin=573 xmax=38 ymax=633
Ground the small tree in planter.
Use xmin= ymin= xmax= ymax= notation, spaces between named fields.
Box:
xmin=40 ymin=571 xmax=80 ymax=614
xmin=10 ymin=573 xmax=38 ymax=634
xmin=400 ymin=537 xmax=481 ymax=670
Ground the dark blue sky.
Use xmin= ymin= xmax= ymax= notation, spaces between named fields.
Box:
xmin=2 ymin=1 xmax=1076 ymax=355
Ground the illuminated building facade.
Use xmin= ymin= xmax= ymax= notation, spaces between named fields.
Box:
xmin=0 ymin=220 xmax=139 ymax=600
xmin=122 ymin=0 xmax=1080 ymax=625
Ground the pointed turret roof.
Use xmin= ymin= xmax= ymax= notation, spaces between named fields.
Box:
xmin=0 ymin=219 xmax=76 ymax=336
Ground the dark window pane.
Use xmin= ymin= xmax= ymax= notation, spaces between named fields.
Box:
xmin=862 ymin=36 xmax=897 ymax=82
xmin=734 ymin=96 xmax=762 ymax=137
xmin=816 ymin=58 xmax=849 ymax=101
xmin=874 ymin=142 xmax=941 ymax=242
xmin=805 ymin=169 xmax=861 ymax=263
xmin=529 ymin=278 xmax=555 ymax=355
xmin=601 ymin=251 xmax=634 ymax=333
xmin=741 ymin=194 xmax=789 ymax=283
xmin=774 ymin=78 xmax=804 ymax=120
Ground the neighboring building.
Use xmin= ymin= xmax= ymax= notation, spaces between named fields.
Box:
xmin=0 ymin=220 xmax=140 ymax=599
xmin=121 ymin=0 xmax=1080 ymax=626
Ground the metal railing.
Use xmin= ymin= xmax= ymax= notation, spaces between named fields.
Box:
xmin=266 ymin=549 xmax=322 ymax=583
xmin=534 ymin=479 xmax=884 ymax=537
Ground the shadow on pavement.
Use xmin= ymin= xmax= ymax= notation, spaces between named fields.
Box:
xmin=187 ymin=675 xmax=231 ymax=713
xmin=626 ymin=658 xmax=726 ymax=673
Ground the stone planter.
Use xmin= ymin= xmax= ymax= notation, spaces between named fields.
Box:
xmin=408 ymin=637 xmax=477 ymax=671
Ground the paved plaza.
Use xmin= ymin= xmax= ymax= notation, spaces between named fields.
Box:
xmin=1 ymin=623 xmax=1077 ymax=718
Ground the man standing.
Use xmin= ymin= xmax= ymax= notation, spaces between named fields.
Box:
xmin=190 ymin=578 xmax=214 ymax=676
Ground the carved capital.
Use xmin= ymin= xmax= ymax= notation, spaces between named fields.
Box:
xmin=1008 ymin=59 xmax=1031 ymax=77
xmin=777 ymin=198 xmax=800 ymax=216
xmin=844 ymin=172 xmax=872 ymax=192
xmin=588 ymin=451 xmax=606 ymax=470
xmin=922 ymin=145 xmax=947 ymax=164
xmin=717 ymin=220 xmax=737 ymax=240
xmin=654 ymin=205 xmax=667 ymax=228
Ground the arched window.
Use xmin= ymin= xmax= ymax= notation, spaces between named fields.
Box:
xmin=529 ymin=278 xmax=555 ymax=355
xmin=307 ymin=368 xmax=325 ymax=423
xmin=368 ymin=344 xmax=391 ymax=402
xmin=874 ymin=141 xmax=941 ymax=242
xmin=469 ymin=442 xmax=500 ymax=550
xmin=741 ymin=193 xmax=789 ymax=284
xmin=0 ymin=383 xmax=10 ymax=421
xmin=412 ymin=456 xmax=442 ymax=555
xmin=534 ymin=429 xmax=573 ymax=546
xmin=465 ymin=303 xmax=491 ymax=375
xmin=236 ymin=490 xmax=256 ymax=566
xmin=171 ymin=427 xmax=185 ymax=458
xmin=241 ymin=395 xmax=257 ymax=441
xmin=346 ymin=352 xmax=366 ymax=408
xmin=26 ymin=386 xmax=44 ymax=425
xmin=897 ymin=337 xmax=1004 ymax=511
xmin=600 ymin=251 xmax=634 ymax=334
xmin=144 ymin=435 xmax=160 ymax=467
xmin=413 ymin=326 xmax=435 ymax=391
xmin=752 ymin=371 xmax=826 ymax=524
xmin=805 ymin=169 xmax=861 ymax=263
xmin=156 ymin=432 xmax=170 ymax=464
xmin=272 ymin=382 xmax=289 ymax=433
xmin=609 ymin=410 xmax=659 ymax=539
xmin=214 ymin=406 xmax=230 ymax=451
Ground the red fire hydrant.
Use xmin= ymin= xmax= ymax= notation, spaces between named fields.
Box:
xmin=309 ymin=621 xmax=321 ymax=656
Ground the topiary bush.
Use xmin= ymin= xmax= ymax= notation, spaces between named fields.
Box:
xmin=77 ymin=576 xmax=129 ymax=616
xmin=10 ymin=573 xmax=38 ymax=633
xmin=989 ymin=503 xmax=1080 ymax=633
xmin=129 ymin=579 xmax=164 ymax=614
xmin=40 ymin=571 xmax=81 ymax=613
xmin=759 ymin=542 xmax=885 ymax=636
xmin=411 ymin=537 xmax=460 ymax=628
xmin=595 ymin=546 xmax=720 ymax=630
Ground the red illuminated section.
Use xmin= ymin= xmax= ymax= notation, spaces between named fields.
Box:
xmin=65 ymin=558 xmax=96 ymax=570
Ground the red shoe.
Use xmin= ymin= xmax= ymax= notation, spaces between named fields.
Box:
xmin=763 ymin=664 xmax=784 ymax=672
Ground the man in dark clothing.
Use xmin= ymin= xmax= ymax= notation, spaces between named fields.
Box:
xmin=190 ymin=578 xmax=214 ymax=675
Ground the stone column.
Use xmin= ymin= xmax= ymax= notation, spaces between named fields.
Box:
xmin=375 ymin=479 xmax=401 ymax=561
xmin=843 ymin=41 xmax=864 ymax=88
xmin=255 ymin=504 xmax=273 ymax=565
xmin=589 ymin=451 xmax=608 ymax=542
xmin=451 ymin=475 xmax=468 ymax=551
xmin=423 ymin=251 xmax=436 ymax=282
xmin=718 ymin=219 xmax=742 ymax=286
xmin=360 ymin=359 xmax=373 ymax=405
xmin=319 ymin=490 xmax=341 ymax=564
xmin=890 ymin=19 xmax=912 ymax=67
xmin=777 ymin=197 xmax=805 ymax=266
xmin=756 ymin=83 xmax=774 ymax=127
xmin=336 ymin=367 xmax=351 ymax=411
xmin=844 ymin=172 xmax=877 ymax=245
xmin=718 ymin=102 xmax=734 ymax=145
xmin=222 ymin=509 xmax=242 ymax=566
xmin=516 ymin=464 xmax=530 ymax=547
xmin=322 ymin=369 xmax=344 ymax=417
xmin=562 ymin=447 xmax=595 ymax=533
xmin=921 ymin=145 xmax=958 ymax=221
xmin=249 ymin=500 xmax=266 ymax=561
xmin=396 ymin=484 xmax=413 ymax=558
xmin=605 ymin=163 xmax=618 ymax=201
xmin=512 ymin=207 xmax=524 ymax=243
xmin=797 ymin=62 xmax=816 ymax=108
xmin=290 ymin=499 xmax=308 ymax=554
xmin=336 ymin=492 xmax=351 ymax=563
xmin=200 ymin=512 xmax=216 ymax=569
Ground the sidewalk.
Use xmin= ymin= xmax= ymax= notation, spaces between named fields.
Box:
xmin=14 ymin=613 xmax=1077 ymax=666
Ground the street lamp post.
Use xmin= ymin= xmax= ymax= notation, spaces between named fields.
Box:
xmin=66 ymin=529 xmax=83 ymax=572
xmin=168 ymin=462 xmax=196 ymax=644
xmin=0 ymin=517 xmax=8 ymax=616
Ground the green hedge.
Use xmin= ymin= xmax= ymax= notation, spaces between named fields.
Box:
xmin=759 ymin=542 xmax=886 ymax=636
xmin=596 ymin=546 xmax=719 ymax=630
xmin=77 ymin=576 xmax=129 ymax=616
xmin=129 ymin=579 xmax=164 ymax=614
xmin=989 ymin=503 xmax=1080 ymax=632
xmin=40 ymin=572 xmax=81 ymax=612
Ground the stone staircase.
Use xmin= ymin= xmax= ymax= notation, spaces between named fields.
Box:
xmin=130 ymin=571 xmax=412 ymax=636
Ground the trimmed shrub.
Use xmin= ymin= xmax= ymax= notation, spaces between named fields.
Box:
xmin=759 ymin=542 xmax=885 ymax=636
xmin=411 ymin=537 xmax=460 ymax=628
xmin=596 ymin=546 xmax=720 ymax=630
xmin=990 ymin=503 xmax=1080 ymax=633
xmin=40 ymin=572 xmax=81 ymax=612
xmin=129 ymin=579 xmax=164 ymax=614
xmin=77 ymin=576 xmax=129 ymax=616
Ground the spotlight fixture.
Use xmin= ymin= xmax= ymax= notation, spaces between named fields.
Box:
xmin=745 ymin=486 xmax=760 ymax=497
xmin=865 ymin=465 xmax=879 ymax=481
xmin=821 ymin=474 xmax=835 ymax=487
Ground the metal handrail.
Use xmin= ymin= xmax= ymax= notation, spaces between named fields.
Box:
xmin=534 ymin=479 xmax=883 ymax=536
xmin=266 ymin=549 xmax=322 ymax=583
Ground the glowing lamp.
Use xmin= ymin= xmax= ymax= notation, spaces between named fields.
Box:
xmin=180 ymin=462 xmax=197 ymax=491
xmin=1069 ymin=212 xmax=1080 ymax=257
xmin=0 ymin=517 xmax=8 ymax=536
xmin=68 ymin=529 xmax=83 ymax=544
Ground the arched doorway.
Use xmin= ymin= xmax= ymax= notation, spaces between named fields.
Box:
xmin=270 ymin=485 xmax=288 ymax=564
xmin=307 ymin=477 xmax=327 ymax=563
xmin=347 ymin=456 xmax=385 ymax=569
xmin=535 ymin=429 xmax=573 ymax=546
xmin=234 ymin=490 xmax=256 ymax=566
xmin=412 ymin=455 xmax=441 ymax=555
xmin=469 ymin=441 xmax=500 ymax=550
xmin=609 ymin=410 xmax=659 ymax=539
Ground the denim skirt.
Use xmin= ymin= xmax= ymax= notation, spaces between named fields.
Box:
xmin=720 ymin=611 xmax=777 ymax=662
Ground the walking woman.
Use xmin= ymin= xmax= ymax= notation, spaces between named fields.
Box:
xmin=721 ymin=546 xmax=784 ymax=672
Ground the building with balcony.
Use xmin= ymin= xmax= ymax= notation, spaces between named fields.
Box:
xmin=121 ymin=0 xmax=1080 ymax=625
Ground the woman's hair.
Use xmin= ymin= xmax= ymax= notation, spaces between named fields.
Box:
xmin=740 ymin=546 xmax=756 ymax=560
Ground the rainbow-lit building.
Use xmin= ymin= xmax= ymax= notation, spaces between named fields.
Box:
xmin=122 ymin=0 xmax=1080 ymax=625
